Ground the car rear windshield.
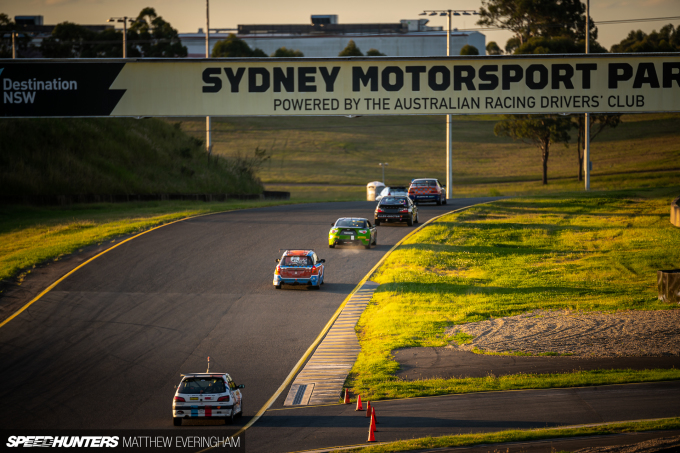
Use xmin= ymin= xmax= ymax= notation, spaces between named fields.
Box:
xmin=178 ymin=378 xmax=226 ymax=394
xmin=380 ymin=197 xmax=408 ymax=205
xmin=335 ymin=219 xmax=367 ymax=228
xmin=282 ymin=255 xmax=312 ymax=266
xmin=411 ymin=180 xmax=437 ymax=186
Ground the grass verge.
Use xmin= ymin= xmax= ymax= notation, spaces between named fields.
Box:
xmin=347 ymin=186 xmax=680 ymax=400
xmin=0 ymin=118 xmax=263 ymax=197
xmin=178 ymin=113 xmax=680 ymax=194
xmin=348 ymin=417 xmax=680 ymax=452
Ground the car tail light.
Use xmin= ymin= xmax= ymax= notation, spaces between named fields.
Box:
xmin=275 ymin=266 xmax=280 ymax=275
xmin=359 ymin=230 xmax=367 ymax=234
xmin=376 ymin=208 xmax=384 ymax=213
xmin=174 ymin=396 xmax=185 ymax=402
xmin=399 ymin=208 xmax=408 ymax=213
xmin=217 ymin=396 xmax=230 ymax=402
xmin=312 ymin=265 xmax=318 ymax=274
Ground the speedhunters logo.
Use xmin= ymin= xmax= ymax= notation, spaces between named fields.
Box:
xmin=1 ymin=431 xmax=244 ymax=452
xmin=7 ymin=436 xmax=119 ymax=448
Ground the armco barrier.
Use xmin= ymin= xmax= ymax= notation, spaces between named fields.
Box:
xmin=0 ymin=191 xmax=289 ymax=206
xmin=672 ymin=196 xmax=680 ymax=228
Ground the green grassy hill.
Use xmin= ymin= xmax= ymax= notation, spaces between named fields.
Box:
xmin=177 ymin=113 xmax=680 ymax=197
xmin=0 ymin=118 xmax=263 ymax=198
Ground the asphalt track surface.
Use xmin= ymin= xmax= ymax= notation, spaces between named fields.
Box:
xmin=0 ymin=199 xmax=491 ymax=432
xmin=250 ymin=381 xmax=680 ymax=452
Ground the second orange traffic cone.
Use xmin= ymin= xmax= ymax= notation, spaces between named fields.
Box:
xmin=355 ymin=394 xmax=363 ymax=411
xmin=365 ymin=401 xmax=371 ymax=417
xmin=367 ymin=425 xmax=376 ymax=442
xmin=343 ymin=389 xmax=350 ymax=404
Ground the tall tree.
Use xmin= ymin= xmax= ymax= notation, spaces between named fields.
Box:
xmin=272 ymin=47 xmax=303 ymax=57
xmin=611 ymin=24 xmax=680 ymax=53
xmin=128 ymin=7 xmax=186 ymax=57
xmin=1 ymin=13 xmax=34 ymax=58
xmin=514 ymin=35 xmax=606 ymax=54
xmin=485 ymin=41 xmax=502 ymax=55
xmin=212 ymin=34 xmax=267 ymax=57
xmin=338 ymin=40 xmax=363 ymax=56
xmin=366 ymin=48 xmax=386 ymax=56
xmin=574 ymin=114 xmax=621 ymax=181
xmin=478 ymin=0 xmax=616 ymax=184
xmin=40 ymin=22 xmax=96 ymax=58
xmin=88 ymin=27 xmax=126 ymax=58
xmin=460 ymin=44 xmax=479 ymax=55
xmin=495 ymin=115 xmax=573 ymax=184
xmin=477 ymin=0 xmax=597 ymax=47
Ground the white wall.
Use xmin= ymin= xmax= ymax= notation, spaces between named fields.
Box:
xmin=181 ymin=31 xmax=486 ymax=58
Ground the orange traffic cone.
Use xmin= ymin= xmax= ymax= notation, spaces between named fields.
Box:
xmin=367 ymin=425 xmax=376 ymax=442
xmin=365 ymin=401 xmax=371 ymax=417
xmin=343 ymin=389 xmax=351 ymax=404
xmin=355 ymin=395 xmax=363 ymax=411
xmin=372 ymin=406 xmax=379 ymax=424
xmin=370 ymin=412 xmax=377 ymax=432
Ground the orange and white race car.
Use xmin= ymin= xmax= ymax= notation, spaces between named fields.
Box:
xmin=273 ymin=249 xmax=326 ymax=290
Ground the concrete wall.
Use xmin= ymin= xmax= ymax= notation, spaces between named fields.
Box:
xmin=181 ymin=31 xmax=486 ymax=58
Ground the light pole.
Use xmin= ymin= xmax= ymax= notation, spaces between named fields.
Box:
xmin=420 ymin=9 xmax=478 ymax=201
xmin=107 ymin=16 xmax=135 ymax=58
xmin=378 ymin=163 xmax=388 ymax=185
xmin=11 ymin=30 xmax=17 ymax=58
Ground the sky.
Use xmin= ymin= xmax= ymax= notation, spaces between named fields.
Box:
xmin=1 ymin=0 xmax=679 ymax=51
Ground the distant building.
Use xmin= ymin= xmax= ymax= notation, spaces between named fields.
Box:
xmin=10 ymin=15 xmax=113 ymax=36
xmin=9 ymin=15 xmax=114 ymax=56
xmin=179 ymin=15 xmax=485 ymax=58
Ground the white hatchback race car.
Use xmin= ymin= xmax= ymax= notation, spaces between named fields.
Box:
xmin=172 ymin=372 xmax=244 ymax=425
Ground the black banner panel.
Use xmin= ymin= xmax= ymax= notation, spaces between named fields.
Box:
xmin=1 ymin=430 xmax=244 ymax=453
xmin=1 ymin=63 xmax=125 ymax=116
xmin=1 ymin=54 xmax=679 ymax=117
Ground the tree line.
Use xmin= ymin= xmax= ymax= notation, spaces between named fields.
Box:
xmin=477 ymin=0 xmax=678 ymax=184
xmin=2 ymin=2 xmax=679 ymax=184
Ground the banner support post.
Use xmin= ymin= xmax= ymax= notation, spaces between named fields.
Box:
xmin=584 ymin=0 xmax=591 ymax=191
xmin=206 ymin=0 xmax=212 ymax=156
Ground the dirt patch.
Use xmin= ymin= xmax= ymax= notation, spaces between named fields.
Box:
xmin=445 ymin=310 xmax=680 ymax=358
xmin=394 ymin=348 xmax=680 ymax=380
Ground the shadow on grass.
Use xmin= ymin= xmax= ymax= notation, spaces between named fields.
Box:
xmin=375 ymin=280 xmax=613 ymax=298
xmin=394 ymin=242 xmax=591 ymax=258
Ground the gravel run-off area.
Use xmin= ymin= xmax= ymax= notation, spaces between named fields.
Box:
xmin=444 ymin=310 xmax=680 ymax=358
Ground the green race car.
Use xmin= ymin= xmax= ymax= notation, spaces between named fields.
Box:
xmin=329 ymin=218 xmax=377 ymax=249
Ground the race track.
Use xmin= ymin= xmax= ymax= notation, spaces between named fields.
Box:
xmin=0 ymin=199 xmax=493 ymax=430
